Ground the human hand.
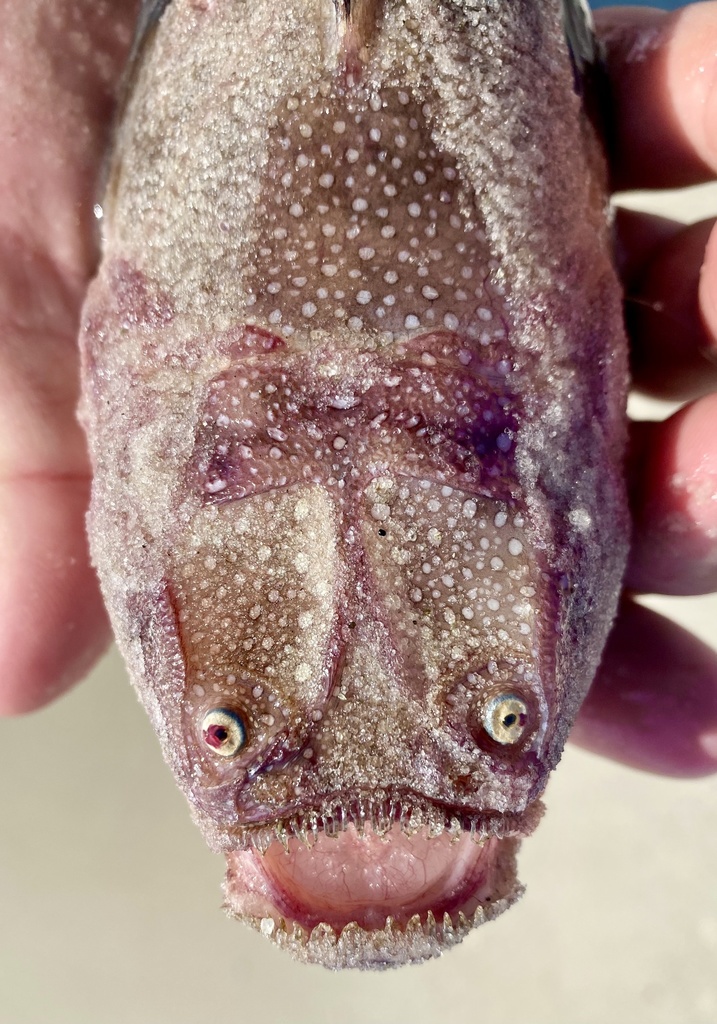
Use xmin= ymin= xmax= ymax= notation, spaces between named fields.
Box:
xmin=0 ymin=0 xmax=138 ymax=711
xmin=0 ymin=0 xmax=715 ymax=782
xmin=571 ymin=3 xmax=717 ymax=776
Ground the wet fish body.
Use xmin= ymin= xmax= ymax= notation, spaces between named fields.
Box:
xmin=80 ymin=0 xmax=629 ymax=968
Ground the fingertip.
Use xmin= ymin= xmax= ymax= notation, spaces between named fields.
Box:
xmin=623 ymin=215 xmax=717 ymax=401
xmin=663 ymin=1 xmax=717 ymax=183
xmin=697 ymin=214 xmax=717 ymax=357
xmin=0 ymin=478 xmax=111 ymax=716
xmin=572 ymin=600 xmax=717 ymax=778
xmin=627 ymin=393 xmax=717 ymax=596
xmin=597 ymin=2 xmax=717 ymax=189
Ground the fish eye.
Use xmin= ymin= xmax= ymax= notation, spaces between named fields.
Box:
xmin=482 ymin=693 xmax=529 ymax=745
xmin=200 ymin=708 xmax=247 ymax=758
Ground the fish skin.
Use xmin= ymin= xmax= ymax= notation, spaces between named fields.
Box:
xmin=79 ymin=0 xmax=629 ymax=968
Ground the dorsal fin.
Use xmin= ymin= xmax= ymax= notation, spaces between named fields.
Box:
xmin=131 ymin=0 xmax=174 ymax=65
xmin=561 ymin=0 xmax=596 ymax=76
xmin=337 ymin=0 xmax=382 ymax=59
xmin=98 ymin=1 xmax=173 ymax=233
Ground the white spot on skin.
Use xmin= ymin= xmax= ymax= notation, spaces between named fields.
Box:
xmin=294 ymin=499 xmax=310 ymax=521
xmin=569 ymin=508 xmax=592 ymax=531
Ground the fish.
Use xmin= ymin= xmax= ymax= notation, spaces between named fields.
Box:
xmin=79 ymin=0 xmax=629 ymax=969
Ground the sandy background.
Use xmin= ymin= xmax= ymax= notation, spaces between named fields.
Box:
xmin=1 ymin=182 xmax=716 ymax=1023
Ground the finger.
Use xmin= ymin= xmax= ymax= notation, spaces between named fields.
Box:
xmin=0 ymin=0 xmax=137 ymax=712
xmin=0 ymin=240 xmax=112 ymax=714
xmin=0 ymin=1 xmax=137 ymax=714
xmin=616 ymin=210 xmax=717 ymax=401
xmin=571 ymin=599 xmax=717 ymax=778
xmin=613 ymin=207 xmax=686 ymax=283
xmin=0 ymin=480 xmax=111 ymax=715
xmin=596 ymin=3 xmax=717 ymax=190
xmin=0 ymin=0 xmax=137 ymax=280
xmin=626 ymin=393 xmax=717 ymax=596
xmin=697 ymin=210 xmax=717 ymax=355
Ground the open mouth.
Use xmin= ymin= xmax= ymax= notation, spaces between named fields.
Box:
xmin=223 ymin=800 xmax=541 ymax=969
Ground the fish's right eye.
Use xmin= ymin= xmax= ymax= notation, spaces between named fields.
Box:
xmin=200 ymin=708 xmax=247 ymax=758
xmin=481 ymin=693 xmax=529 ymax=746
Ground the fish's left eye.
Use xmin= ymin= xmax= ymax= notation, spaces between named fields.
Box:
xmin=200 ymin=708 xmax=247 ymax=758
xmin=482 ymin=694 xmax=529 ymax=745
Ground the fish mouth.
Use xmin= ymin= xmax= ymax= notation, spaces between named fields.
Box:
xmin=222 ymin=796 xmax=542 ymax=969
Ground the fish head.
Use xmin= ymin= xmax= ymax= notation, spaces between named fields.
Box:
xmin=138 ymin=442 xmax=554 ymax=966
xmin=85 ymin=0 xmax=628 ymax=969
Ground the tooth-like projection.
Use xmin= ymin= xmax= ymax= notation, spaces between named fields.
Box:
xmin=80 ymin=0 xmax=629 ymax=968
xmin=249 ymin=884 xmax=517 ymax=970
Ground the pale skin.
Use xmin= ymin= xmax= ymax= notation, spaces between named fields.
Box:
xmin=1 ymin=0 xmax=716 ymax=777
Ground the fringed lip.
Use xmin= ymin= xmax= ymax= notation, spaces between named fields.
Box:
xmin=224 ymin=790 xmax=543 ymax=852
xmin=222 ymin=799 xmax=542 ymax=969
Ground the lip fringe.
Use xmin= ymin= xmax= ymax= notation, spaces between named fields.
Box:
xmin=223 ymin=834 xmax=525 ymax=970
xmin=231 ymin=794 xmax=544 ymax=853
